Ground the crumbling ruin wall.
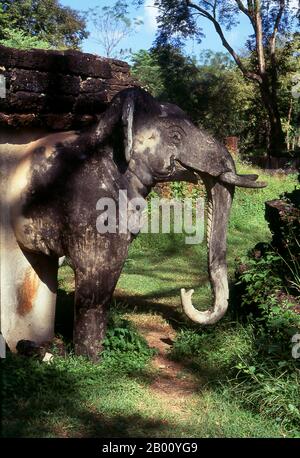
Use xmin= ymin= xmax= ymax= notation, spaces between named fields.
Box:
xmin=0 ymin=45 xmax=136 ymax=130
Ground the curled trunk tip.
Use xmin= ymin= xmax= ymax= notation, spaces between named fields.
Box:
xmin=181 ymin=287 xmax=228 ymax=325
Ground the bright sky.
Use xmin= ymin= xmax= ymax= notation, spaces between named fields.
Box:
xmin=59 ymin=0 xmax=296 ymax=62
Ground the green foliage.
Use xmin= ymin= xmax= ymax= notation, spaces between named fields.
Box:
xmin=132 ymin=46 xmax=255 ymax=143
xmin=171 ymin=321 xmax=300 ymax=433
xmin=170 ymin=181 xmax=186 ymax=199
xmin=227 ymin=194 xmax=300 ymax=432
xmin=171 ymin=324 xmax=255 ymax=372
xmin=235 ymin=182 xmax=300 ymax=356
xmin=0 ymin=2 xmax=8 ymax=29
xmin=277 ymin=34 xmax=300 ymax=152
xmin=237 ymin=252 xmax=300 ymax=352
xmin=0 ymin=28 xmax=51 ymax=50
xmin=101 ymin=310 xmax=156 ymax=371
xmin=0 ymin=0 xmax=88 ymax=49
xmin=164 ymin=169 xmax=300 ymax=433
xmin=150 ymin=0 xmax=298 ymax=83
xmin=131 ymin=49 xmax=165 ymax=96
xmin=132 ymin=45 xmax=203 ymax=123
xmin=1 ymin=348 xmax=283 ymax=438
xmin=230 ymin=361 xmax=300 ymax=435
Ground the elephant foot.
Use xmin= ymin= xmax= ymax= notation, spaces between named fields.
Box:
xmin=73 ymin=307 xmax=108 ymax=362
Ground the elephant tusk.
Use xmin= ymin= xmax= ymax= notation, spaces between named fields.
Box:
xmin=219 ymin=172 xmax=267 ymax=188
xmin=238 ymin=174 xmax=259 ymax=181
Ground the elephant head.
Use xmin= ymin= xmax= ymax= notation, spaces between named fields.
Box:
xmin=92 ymin=87 xmax=266 ymax=325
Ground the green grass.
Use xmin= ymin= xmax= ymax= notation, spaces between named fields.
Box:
xmin=1 ymin=350 xmax=283 ymax=438
xmin=2 ymin=164 xmax=298 ymax=438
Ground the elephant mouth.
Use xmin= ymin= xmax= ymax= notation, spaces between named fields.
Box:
xmin=152 ymin=155 xmax=177 ymax=181
xmin=172 ymin=159 xmax=198 ymax=184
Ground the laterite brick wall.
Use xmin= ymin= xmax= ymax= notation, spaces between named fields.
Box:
xmin=0 ymin=45 xmax=136 ymax=130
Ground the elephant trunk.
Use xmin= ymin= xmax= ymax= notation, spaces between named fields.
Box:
xmin=181 ymin=178 xmax=234 ymax=324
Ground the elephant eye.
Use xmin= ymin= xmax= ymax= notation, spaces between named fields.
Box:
xmin=172 ymin=132 xmax=181 ymax=142
xmin=167 ymin=126 xmax=185 ymax=144
xmin=168 ymin=131 xmax=183 ymax=145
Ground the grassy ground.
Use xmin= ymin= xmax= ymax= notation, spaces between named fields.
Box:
xmin=2 ymin=163 xmax=299 ymax=438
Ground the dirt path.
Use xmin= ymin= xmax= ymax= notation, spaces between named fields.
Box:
xmin=127 ymin=314 xmax=199 ymax=416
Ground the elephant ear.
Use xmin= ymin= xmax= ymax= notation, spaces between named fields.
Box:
xmin=122 ymin=92 xmax=135 ymax=162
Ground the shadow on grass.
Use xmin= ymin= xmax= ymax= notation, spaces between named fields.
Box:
xmin=1 ymin=353 xmax=170 ymax=438
xmin=114 ymin=290 xmax=194 ymax=330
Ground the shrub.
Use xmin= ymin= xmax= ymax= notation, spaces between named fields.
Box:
xmin=101 ymin=310 xmax=156 ymax=372
xmin=230 ymin=193 xmax=300 ymax=433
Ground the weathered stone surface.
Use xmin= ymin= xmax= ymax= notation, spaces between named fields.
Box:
xmin=42 ymin=113 xmax=74 ymax=130
xmin=80 ymin=78 xmax=105 ymax=93
xmin=4 ymin=91 xmax=48 ymax=113
xmin=45 ymin=94 xmax=75 ymax=113
xmin=10 ymin=69 xmax=51 ymax=93
xmin=265 ymin=198 xmax=300 ymax=252
xmin=0 ymin=112 xmax=38 ymax=127
xmin=0 ymin=45 xmax=136 ymax=130
xmin=74 ymin=91 xmax=108 ymax=113
xmin=0 ymin=46 xmax=113 ymax=77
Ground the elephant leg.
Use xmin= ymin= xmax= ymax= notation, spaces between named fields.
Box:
xmin=73 ymin=268 xmax=121 ymax=361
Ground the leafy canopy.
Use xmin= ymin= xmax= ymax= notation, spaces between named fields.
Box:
xmin=0 ymin=0 xmax=88 ymax=49
xmin=0 ymin=28 xmax=51 ymax=49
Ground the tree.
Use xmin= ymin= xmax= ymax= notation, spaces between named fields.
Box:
xmin=0 ymin=28 xmax=51 ymax=50
xmin=276 ymin=33 xmax=300 ymax=151
xmin=132 ymin=46 xmax=258 ymax=146
xmin=137 ymin=0 xmax=299 ymax=157
xmin=86 ymin=1 xmax=142 ymax=59
xmin=0 ymin=0 xmax=88 ymax=49
xmin=131 ymin=49 xmax=165 ymax=95
xmin=0 ymin=3 xmax=8 ymax=29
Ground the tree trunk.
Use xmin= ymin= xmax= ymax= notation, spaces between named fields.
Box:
xmin=286 ymin=98 xmax=293 ymax=151
xmin=259 ymin=80 xmax=285 ymax=157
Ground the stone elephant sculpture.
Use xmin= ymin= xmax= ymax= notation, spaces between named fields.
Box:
xmin=1 ymin=87 xmax=266 ymax=360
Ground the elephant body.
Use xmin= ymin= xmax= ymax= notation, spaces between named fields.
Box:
xmin=7 ymin=129 xmax=145 ymax=357
xmin=1 ymin=87 xmax=266 ymax=360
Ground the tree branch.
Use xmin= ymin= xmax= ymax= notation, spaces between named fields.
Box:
xmin=234 ymin=0 xmax=255 ymax=27
xmin=247 ymin=0 xmax=254 ymax=12
xmin=185 ymin=0 xmax=262 ymax=83
xmin=269 ymin=0 xmax=285 ymax=96
xmin=270 ymin=0 xmax=285 ymax=56
xmin=212 ymin=0 xmax=217 ymax=19
xmin=253 ymin=0 xmax=266 ymax=75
